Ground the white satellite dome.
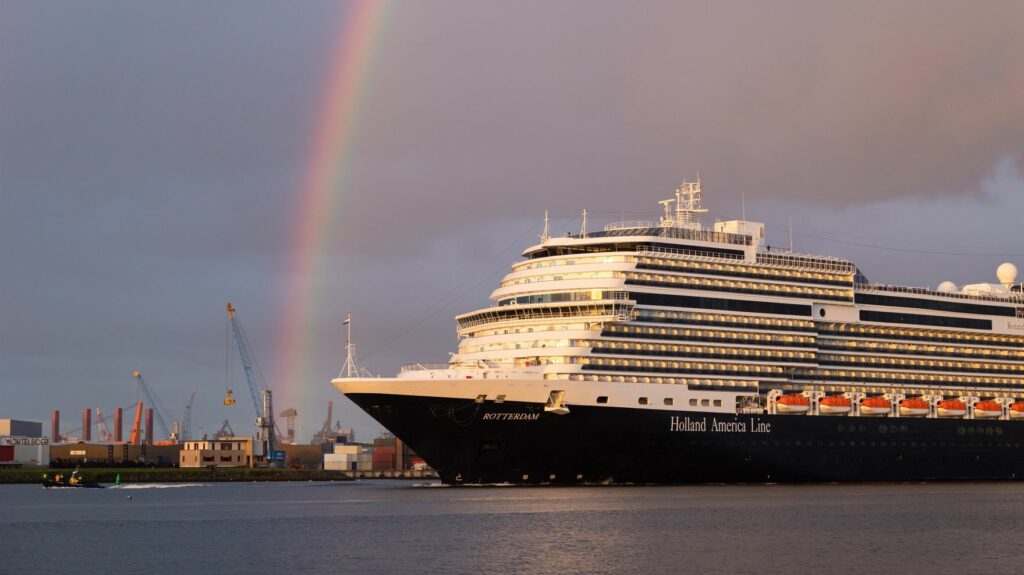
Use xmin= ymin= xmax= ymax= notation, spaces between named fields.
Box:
xmin=997 ymin=262 xmax=1018 ymax=287
xmin=937 ymin=281 xmax=958 ymax=293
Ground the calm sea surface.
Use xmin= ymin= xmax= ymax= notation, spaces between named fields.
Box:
xmin=3 ymin=480 xmax=1024 ymax=574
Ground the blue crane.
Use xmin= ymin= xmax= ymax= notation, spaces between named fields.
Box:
xmin=225 ymin=303 xmax=277 ymax=454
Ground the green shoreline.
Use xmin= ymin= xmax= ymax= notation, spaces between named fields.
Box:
xmin=0 ymin=467 xmax=353 ymax=484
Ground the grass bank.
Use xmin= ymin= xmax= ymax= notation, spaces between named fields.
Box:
xmin=0 ymin=467 xmax=352 ymax=484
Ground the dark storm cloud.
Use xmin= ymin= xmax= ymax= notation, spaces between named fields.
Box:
xmin=2 ymin=0 xmax=1023 ymax=438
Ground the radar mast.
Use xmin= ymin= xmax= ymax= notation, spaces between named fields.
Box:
xmin=661 ymin=179 xmax=707 ymax=229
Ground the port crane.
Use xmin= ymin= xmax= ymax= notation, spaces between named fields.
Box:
xmin=134 ymin=370 xmax=173 ymax=441
xmin=95 ymin=408 xmax=112 ymax=442
xmin=312 ymin=401 xmax=335 ymax=445
xmin=182 ymin=390 xmax=196 ymax=442
xmin=214 ymin=419 xmax=235 ymax=439
xmin=128 ymin=400 xmax=143 ymax=445
xmin=279 ymin=408 xmax=297 ymax=444
xmin=225 ymin=303 xmax=277 ymax=454
xmin=61 ymin=402 xmax=144 ymax=444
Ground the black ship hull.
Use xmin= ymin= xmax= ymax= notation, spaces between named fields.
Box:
xmin=348 ymin=392 xmax=1024 ymax=484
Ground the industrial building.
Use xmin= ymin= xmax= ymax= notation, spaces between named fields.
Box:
xmin=49 ymin=442 xmax=180 ymax=466
xmin=1 ymin=419 xmax=42 ymax=437
xmin=0 ymin=419 xmax=49 ymax=467
xmin=180 ymin=437 xmax=255 ymax=468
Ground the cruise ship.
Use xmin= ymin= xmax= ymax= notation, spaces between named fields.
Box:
xmin=334 ymin=181 xmax=1024 ymax=484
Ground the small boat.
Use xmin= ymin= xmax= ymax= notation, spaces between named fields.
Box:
xmin=41 ymin=467 xmax=104 ymax=489
xmin=819 ymin=395 xmax=852 ymax=415
xmin=1010 ymin=401 xmax=1024 ymax=420
xmin=775 ymin=393 xmax=810 ymax=414
xmin=860 ymin=396 xmax=891 ymax=416
xmin=974 ymin=400 xmax=1003 ymax=419
xmin=937 ymin=399 xmax=967 ymax=418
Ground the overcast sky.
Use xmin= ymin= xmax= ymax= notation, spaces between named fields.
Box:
xmin=2 ymin=1 xmax=1023 ymax=442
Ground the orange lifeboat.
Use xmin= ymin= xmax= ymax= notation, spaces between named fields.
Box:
xmin=819 ymin=395 xmax=852 ymax=415
xmin=860 ymin=396 xmax=891 ymax=416
xmin=974 ymin=400 xmax=1003 ymax=419
xmin=937 ymin=399 xmax=966 ymax=418
xmin=1010 ymin=401 xmax=1024 ymax=420
xmin=899 ymin=397 xmax=930 ymax=417
xmin=775 ymin=394 xmax=810 ymax=414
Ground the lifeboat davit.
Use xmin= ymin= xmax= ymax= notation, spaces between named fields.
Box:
xmin=937 ymin=399 xmax=967 ymax=418
xmin=899 ymin=397 xmax=930 ymax=417
xmin=1010 ymin=401 xmax=1024 ymax=420
xmin=974 ymin=400 xmax=1003 ymax=419
xmin=775 ymin=394 xmax=810 ymax=414
xmin=860 ymin=396 xmax=891 ymax=416
xmin=819 ymin=395 xmax=852 ymax=415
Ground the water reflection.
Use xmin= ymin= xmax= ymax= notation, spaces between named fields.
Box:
xmin=2 ymin=481 xmax=1023 ymax=574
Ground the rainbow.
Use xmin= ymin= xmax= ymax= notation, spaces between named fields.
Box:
xmin=275 ymin=0 xmax=393 ymax=414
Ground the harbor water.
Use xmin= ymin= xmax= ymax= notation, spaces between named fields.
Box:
xmin=2 ymin=480 xmax=1023 ymax=574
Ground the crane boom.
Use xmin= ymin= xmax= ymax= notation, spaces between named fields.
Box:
xmin=134 ymin=371 xmax=171 ymax=440
xmin=129 ymin=401 xmax=143 ymax=445
xmin=227 ymin=303 xmax=265 ymax=419
xmin=225 ymin=303 xmax=276 ymax=453
xmin=183 ymin=390 xmax=196 ymax=442
xmin=95 ymin=408 xmax=112 ymax=443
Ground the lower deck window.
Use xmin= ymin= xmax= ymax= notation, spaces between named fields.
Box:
xmin=639 ymin=397 xmax=649 ymax=405
xmin=664 ymin=398 xmax=674 ymax=406
xmin=596 ymin=396 xmax=608 ymax=404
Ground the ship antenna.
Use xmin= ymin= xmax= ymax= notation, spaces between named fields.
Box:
xmin=673 ymin=179 xmax=708 ymax=227
xmin=658 ymin=199 xmax=674 ymax=226
xmin=580 ymin=208 xmax=588 ymax=238
xmin=741 ymin=192 xmax=746 ymax=222
xmin=541 ymin=210 xmax=550 ymax=242
xmin=788 ymin=216 xmax=794 ymax=253
xmin=341 ymin=314 xmax=358 ymax=378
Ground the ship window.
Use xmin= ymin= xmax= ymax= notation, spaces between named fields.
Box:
xmin=713 ymin=399 xmax=722 ymax=407
xmin=639 ymin=397 xmax=649 ymax=405
xmin=689 ymin=399 xmax=698 ymax=406
xmin=596 ymin=396 xmax=608 ymax=404
xmin=664 ymin=398 xmax=674 ymax=406
xmin=700 ymin=399 xmax=710 ymax=407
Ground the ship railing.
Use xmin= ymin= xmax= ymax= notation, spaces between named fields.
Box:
xmin=603 ymin=220 xmax=654 ymax=231
xmin=400 ymin=363 xmax=452 ymax=373
xmin=856 ymin=282 xmax=1024 ymax=304
xmin=638 ymin=245 xmax=858 ymax=275
xmin=755 ymin=251 xmax=857 ymax=274
xmin=456 ymin=300 xmax=636 ymax=331
xmin=498 ymin=292 xmax=632 ymax=307
xmin=636 ymin=245 xmax=745 ymax=263
xmin=569 ymin=226 xmax=752 ymax=246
